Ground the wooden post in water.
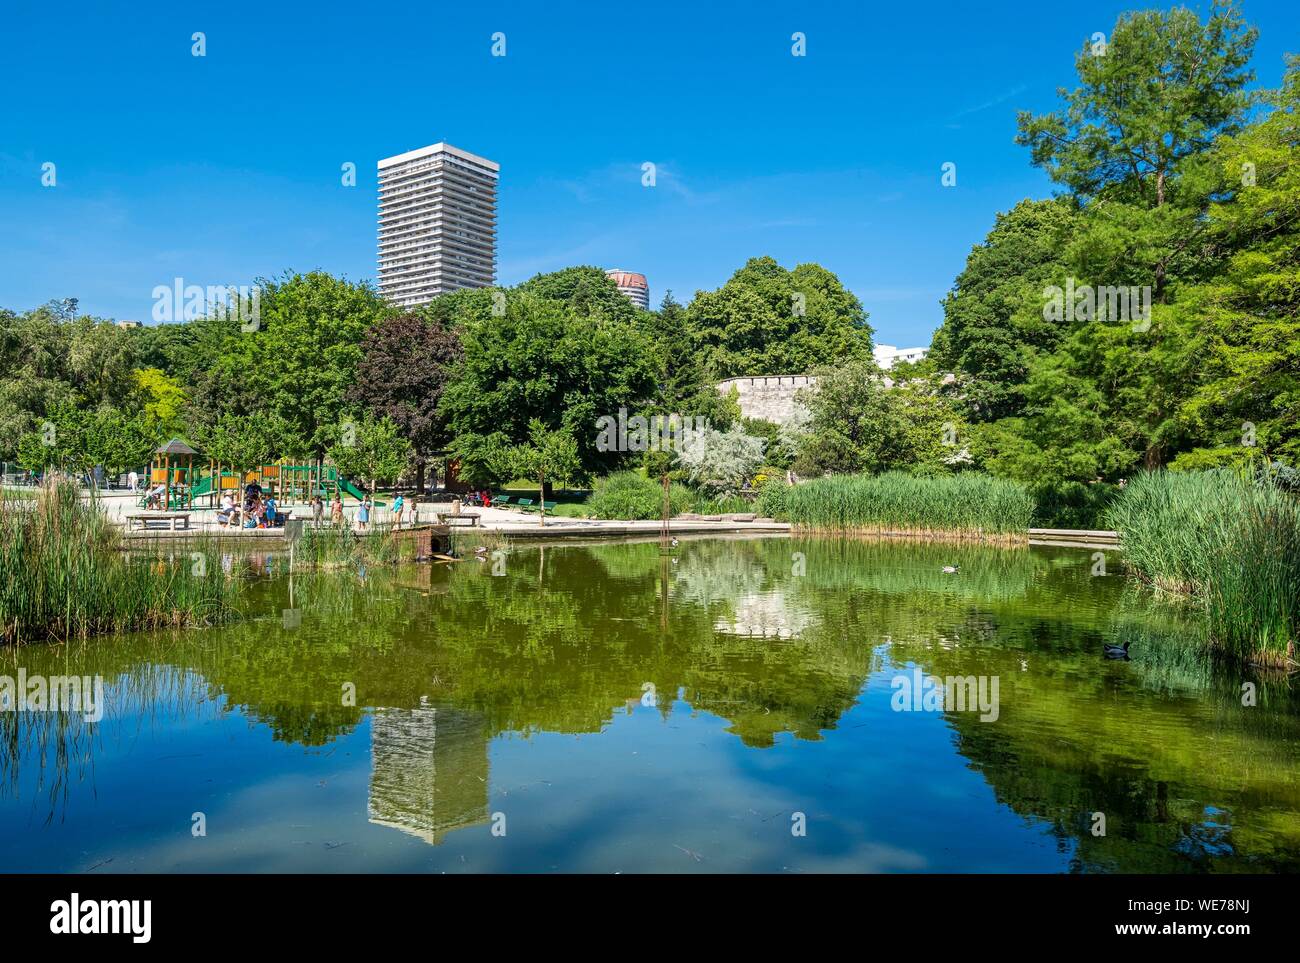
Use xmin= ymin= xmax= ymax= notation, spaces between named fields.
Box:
xmin=659 ymin=473 xmax=671 ymax=554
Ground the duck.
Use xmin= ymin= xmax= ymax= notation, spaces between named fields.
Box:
xmin=1103 ymin=641 xmax=1131 ymax=660
xmin=941 ymin=565 xmax=960 ymax=574
xmin=670 ymin=537 xmax=679 ymax=548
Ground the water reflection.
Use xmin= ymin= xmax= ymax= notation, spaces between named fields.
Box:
xmin=368 ymin=702 xmax=489 ymax=845
xmin=3 ymin=537 xmax=1299 ymax=872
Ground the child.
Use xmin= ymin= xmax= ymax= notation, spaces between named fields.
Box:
xmin=311 ymin=495 xmax=324 ymax=526
xmin=217 ymin=492 xmax=236 ymax=527
xmin=392 ymin=492 xmax=405 ymax=529
xmin=331 ymin=495 xmax=344 ymax=527
xmin=357 ymin=495 xmax=371 ymax=531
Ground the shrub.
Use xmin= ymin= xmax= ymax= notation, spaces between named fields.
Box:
xmin=756 ymin=478 xmax=790 ymax=519
xmin=585 ymin=472 xmax=693 ymax=520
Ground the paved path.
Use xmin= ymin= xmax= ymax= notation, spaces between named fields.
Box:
xmin=91 ymin=493 xmax=789 ymax=539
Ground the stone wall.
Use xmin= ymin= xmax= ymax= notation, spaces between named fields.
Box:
xmin=716 ymin=375 xmax=817 ymax=426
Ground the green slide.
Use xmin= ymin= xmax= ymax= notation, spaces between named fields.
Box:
xmin=340 ymin=477 xmax=385 ymax=506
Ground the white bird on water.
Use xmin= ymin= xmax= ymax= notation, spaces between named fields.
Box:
xmin=942 ymin=565 xmax=960 ymax=574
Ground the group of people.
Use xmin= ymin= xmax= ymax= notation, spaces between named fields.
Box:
xmin=307 ymin=493 xmax=351 ymax=528
xmin=216 ymin=481 xmax=283 ymax=529
xmin=208 ymin=484 xmax=416 ymax=532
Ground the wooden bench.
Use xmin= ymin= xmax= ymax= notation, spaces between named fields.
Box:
xmin=126 ymin=512 xmax=192 ymax=532
xmin=436 ymin=511 xmax=481 ymax=527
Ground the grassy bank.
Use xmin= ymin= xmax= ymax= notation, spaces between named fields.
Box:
xmin=0 ymin=481 xmax=241 ymax=645
xmin=1103 ymin=470 xmax=1300 ymax=666
xmin=772 ymin=472 xmax=1035 ymax=541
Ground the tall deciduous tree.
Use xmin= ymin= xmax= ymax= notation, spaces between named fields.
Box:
xmin=931 ymin=199 xmax=1079 ymax=421
xmin=195 ymin=272 xmax=391 ymax=458
xmin=687 ymin=257 xmax=873 ymax=378
xmin=439 ymin=288 xmax=658 ymax=478
xmin=1016 ymin=0 xmax=1257 ymax=210
xmin=348 ymin=310 xmax=462 ymax=491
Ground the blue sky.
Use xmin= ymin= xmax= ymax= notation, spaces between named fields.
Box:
xmin=1 ymin=0 xmax=1294 ymax=348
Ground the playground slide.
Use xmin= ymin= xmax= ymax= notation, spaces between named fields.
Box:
xmin=340 ymin=477 xmax=385 ymax=506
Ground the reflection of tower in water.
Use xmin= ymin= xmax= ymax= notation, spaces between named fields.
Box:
xmin=367 ymin=703 xmax=489 ymax=845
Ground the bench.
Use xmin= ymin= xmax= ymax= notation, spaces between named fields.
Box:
xmin=491 ymin=495 xmax=512 ymax=508
xmin=436 ymin=511 xmax=481 ymax=527
xmin=514 ymin=498 xmax=533 ymax=510
xmin=521 ymin=500 xmax=558 ymax=513
xmin=126 ymin=512 xmax=191 ymax=532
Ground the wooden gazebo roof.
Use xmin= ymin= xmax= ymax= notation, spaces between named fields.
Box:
xmin=156 ymin=438 xmax=199 ymax=457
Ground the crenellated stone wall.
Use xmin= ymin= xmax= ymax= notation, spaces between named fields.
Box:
xmin=715 ymin=375 xmax=817 ymax=426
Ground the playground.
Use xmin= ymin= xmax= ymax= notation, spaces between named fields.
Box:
xmin=136 ymin=439 xmax=381 ymax=516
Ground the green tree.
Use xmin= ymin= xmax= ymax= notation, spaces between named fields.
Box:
xmin=507 ymin=420 xmax=581 ymax=525
xmin=793 ymin=360 xmax=966 ymax=477
xmin=1172 ymin=57 xmax=1300 ymax=468
xmin=328 ymin=415 xmax=413 ymax=495
xmin=439 ymin=287 xmax=658 ymax=477
xmin=930 ymin=198 xmax=1079 ymax=421
xmin=1016 ymin=0 xmax=1257 ymax=210
xmin=687 ymin=257 xmax=873 ymax=378
xmin=195 ymin=272 xmax=391 ymax=457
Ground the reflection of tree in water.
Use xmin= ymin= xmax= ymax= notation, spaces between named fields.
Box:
xmin=0 ymin=660 xmax=206 ymax=824
xmin=894 ymin=620 xmax=1300 ymax=873
xmin=6 ymin=538 xmax=1300 ymax=866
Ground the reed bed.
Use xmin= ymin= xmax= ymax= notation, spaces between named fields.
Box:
xmin=1103 ymin=470 xmax=1300 ymax=666
xmin=296 ymin=522 xmax=417 ymax=568
xmin=0 ymin=480 xmax=240 ymax=645
xmin=779 ymin=472 xmax=1035 ymax=542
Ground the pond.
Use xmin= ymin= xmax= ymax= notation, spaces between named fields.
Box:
xmin=2 ymin=536 xmax=1298 ymax=873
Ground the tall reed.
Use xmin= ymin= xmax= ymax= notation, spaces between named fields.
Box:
xmin=1103 ymin=470 xmax=1300 ymax=666
xmin=0 ymin=480 xmax=240 ymax=644
xmin=780 ymin=472 xmax=1035 ymax=541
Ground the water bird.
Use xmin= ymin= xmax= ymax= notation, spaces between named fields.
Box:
xmin=670 ymin=537 xmax=679 ymax=548
xmin=941 ymin=565 xmax=959 ymax=574
xmin=1103 ymin=641 xmax=1131 ymax=660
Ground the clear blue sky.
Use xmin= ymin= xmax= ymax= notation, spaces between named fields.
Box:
xmin=1 ymin=0 xmax=1294 ymax=348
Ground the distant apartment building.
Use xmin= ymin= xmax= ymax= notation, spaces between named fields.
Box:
xmin=377 ymin=143 xmax=499 ymax=308
xmin=873 ymin=344 xmax=929 ymax=370
xmin=605 ymin=269 xmax=649 ymax=310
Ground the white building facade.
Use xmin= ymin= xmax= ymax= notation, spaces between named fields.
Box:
xmin=377 ymin=143 xmax=499 ymax=308
xmin=872 ymin=344 xmax=929 ymax=370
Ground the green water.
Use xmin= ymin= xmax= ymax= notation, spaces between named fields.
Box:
xmin=2 ymin=536 xmax=1298 ymax=873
